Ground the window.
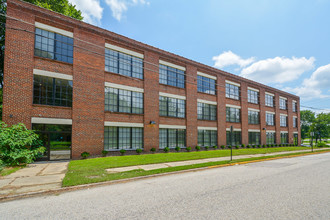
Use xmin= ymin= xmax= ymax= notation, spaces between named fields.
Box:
xmin=248 ymin=89 xmax=259 ymax=104
xmin=33 ymin=75 xmax=72 ymax=107
xmin=159 ymin=64 xmax=185 ymax=88
xmin=105 ymin=87 xmax=143 ymax=114
xmin=104 ymin=127 xmax=143 ymax=150
xmin=248 ymin=110 xmax=260 ymax=124
xmin=279 ymin=98 xmax=287 ymax=110
xmin=280 ymin=115 xmax=287 ymax=127
xmin=198 ymin=130 xmax=217 ymax=147
xmin=226 ymin=131 xmax=241 ymax=146
xmin=293 ymin=117 xmax=298 ymax=128
xmin=266 ymin=132 xmax=276 ymax=145
xmin=281 ymin=133 xmax=288 ymax=144
xmin=266 ymin=113 xmax=275 ymax=126
xmin=105 ymin=48 xmax=143 ymax=79
xmin=197 ymin=75 xmax=216 ymax=95
xmin=159 ymin=96 xmax=185 ymax=118
xmin=35 ymin=28 xmax=73 ymax=63
xmin=159 ymin=129 xmax=185 ymax=148
xmin=265 ymin=94 xmax=274 ymax=107
xmin=197 ymin=102 xmax=216 ymax=120
xmin=248 ymin=132 xmax=260 ymax=145
xmin=225 ymin=83 xmax=240 ymax=100
xmin=226 ymin=107 xmax=240 ymax=123
xmin=292 ymin=101 xmax=297 ymax=112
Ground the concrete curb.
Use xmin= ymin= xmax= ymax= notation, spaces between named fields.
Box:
xmin=1 ymin=150 xmax=330 ymax=203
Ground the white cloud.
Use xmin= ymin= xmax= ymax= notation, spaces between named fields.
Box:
xmin=105 ymin=0 xmax=149 ymax=21
xmin=240 ymin=56 xmax=315 ymax=84
xmin=70 ymin=0 xmax=103 ymax=25
xmin=212 ymin=51 xmax=255 ymax=69
xmin=283 ymin=64 xmax=330 ymax=100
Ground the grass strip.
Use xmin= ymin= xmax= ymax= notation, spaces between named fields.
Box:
xmin=63 ymin=147 xmax=329 ymax=187
xmin=0 ymin=167 xmax=21 ymax=176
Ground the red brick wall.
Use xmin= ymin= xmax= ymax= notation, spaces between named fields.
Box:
xmin=3 ymin=0 xmax=301 ymax=159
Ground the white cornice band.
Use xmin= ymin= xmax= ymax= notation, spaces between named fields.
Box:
xmin=35 ymin=22 xmax=73 ymax=38
xmin=226 ymin=128 xmax=242 ymax=131
xmin=225 ymin=80 xmax=240 ymax=87
xmin=279 ymin=96 xmax=288 ymax=100
xmin=197 ymin=99 xmax=217 ymax=105
xmin=226 ymin=104 xmax=241 ymax=109
xmin=292 ymin=100 xmax=297 ymax=103
xmin=159 ymin=60 xmax=186 ymax=71
xmin=197 ymin=72 xmax=217 ymax=80
xmin=265 ymin=92 xmax=275 ymax=96
xmin=280 ymin=113 xmax=288 ymax=116
xmin=104 ymin=122 xmax=144 ymax=127
xmin=105 ymin=43 xmax=144 ymax=59
xmin=266 ymin=130 xmax=276 ymax=133
xmin=247 ymin=87 xmax=259 ymax=92
xmin=281 ymin=131 xmax=289 ymax=133
xmin=159 ymin=124 xmax=186 ymax=129
xmin=198 ymin=126 xmax=217 ymax=131
xmin=31 ymin=117 xmax=72 ymax=125
xmin=105 ymin=82 xmax=144 ymax=93
xmin=33 ymin=69 xmax=73 ymax=81
xmin=248 ymin=129 xmax=261 ymax=132
xmin=248 ymin=108 xmax=260 ymax=112
xmin=159 ymin=92 xmax=186 ymax=100
xmin=266 ymin=111 xmax=275 ymax=115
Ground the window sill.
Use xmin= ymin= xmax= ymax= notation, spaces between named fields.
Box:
xmin=159 ymin=83 xmax=185 ymax=90
xmin=104 ymin=70 xmax=144 ymax=81
xmin=32 ymin=104 xmax=72 ymax=109
xmin=105 ymin=111 xmax=144 ymax=116
xmin=34 ymin=56 xmax=73 ymax=66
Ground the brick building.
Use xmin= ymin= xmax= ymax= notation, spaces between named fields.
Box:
xmin=3 ymin=0 xmax=300 ymax=160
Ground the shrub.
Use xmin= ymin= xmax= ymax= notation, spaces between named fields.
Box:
xmin=267 ymin=144 xmax=271 ymax=148
xmin=175 ymin=146 xmax=181 ymax=152
xmin=0 ymin=159 xmax=4 ymax=172
xmin=220 ymin=145 xmax=225 ymax=149
xmin=136 ymin=148 xmax=142 ymax=154
xmin=241 ymin=144 xmax=245 ymax=148
xmin=228 ymin=145 xmax=232 ymax=149
xmin=0 ymin=122 xmax=46 ymax=166
xmin=163 ymin=147 xmax=170 ymax=153
xmin=213 ymin=145 xmax=218 ymax=149
xmin=258 ymin=145 xmax=261 ymax=148
xmin=101 ymin=150 xmax=108 ymax=157
xmin=262 ymin=144 xmax=266 ymax=148
xmin=252 ymin=145 xmax=256 ymax=148
xmin=186 ymin=147 xmax=191 ymax=152
xmin=317 ymin=142 xmax=327 ymax=148
xmin=272 ymin=144 xmax=275 ymax=147
xmin=195 ymin=146 xmax=201 ymax=151
xmin=81 ymin=151 xmax=90 ymax=159
xmin=235 ymin=145 xmax=239 ymax=149
xmin=119 ymin=149 xmax=126 ymax=156
xmin=246 ymin=145 xmax=250 ymax=148
xmin=205 ymin=146 xmax=209 ymax=151
xmin=150 ymin=147 xmax=156 ymax=153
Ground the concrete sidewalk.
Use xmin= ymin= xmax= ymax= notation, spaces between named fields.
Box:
xmin=0 ymin=161 xmax=68 ymax=197
xmin=106 ymin=148 xmax=329 ymax=173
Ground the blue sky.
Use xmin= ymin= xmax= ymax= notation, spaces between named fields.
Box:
xmin=70 ymin=0 xmax=330 ymax=113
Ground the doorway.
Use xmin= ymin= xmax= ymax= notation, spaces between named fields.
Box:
xmin=32 ymin=124 xmax=72 ymax=160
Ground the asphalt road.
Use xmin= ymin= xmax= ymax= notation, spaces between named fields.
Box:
xmin=1 ymin=152 xmax=330 ymax=220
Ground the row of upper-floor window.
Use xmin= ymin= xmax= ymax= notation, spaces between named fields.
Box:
xmin=32 ymin=74 xmax=298 ymax=128
xmin=104 ymin=126 xmax=293 ymax=150
xmin=33 ymin=26 xmax=297 ymax=111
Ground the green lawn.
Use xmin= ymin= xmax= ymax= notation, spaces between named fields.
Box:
xmin=0 ymin=167 xmax=21 ymax=176
xmin=63 ymin=146 xmax=325 ymax=187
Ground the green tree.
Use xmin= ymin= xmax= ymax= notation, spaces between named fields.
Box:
xmin=300 ymin=110 xmax=315 ymax=140
xmin=0 ymin=0 xmax=83 ymax=120
xmin=311 ymin=113 xmax=330 ymax=143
